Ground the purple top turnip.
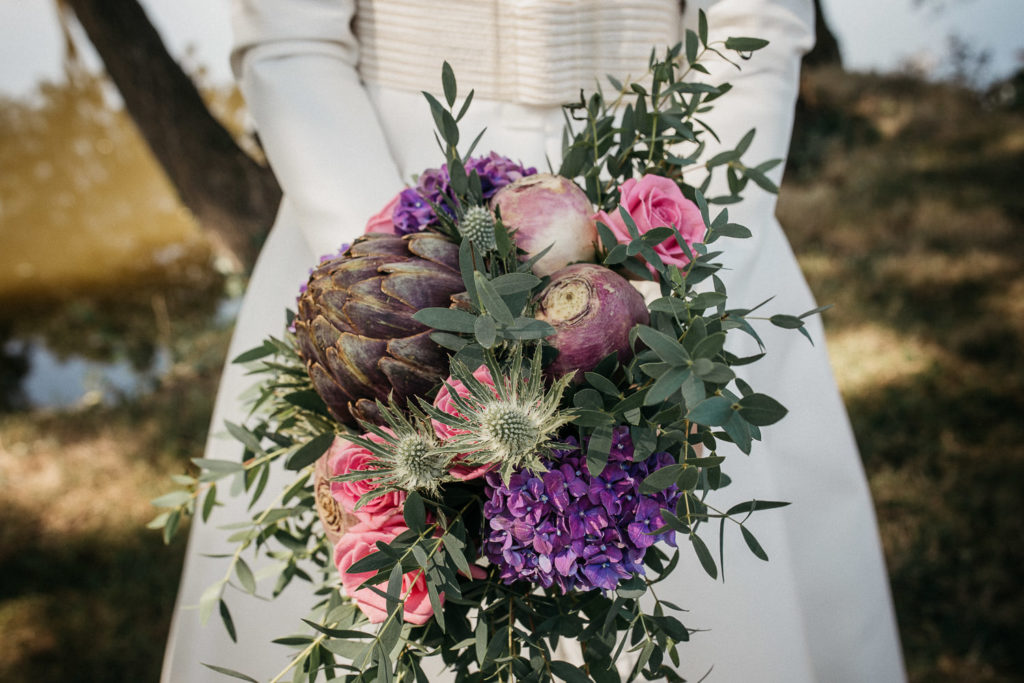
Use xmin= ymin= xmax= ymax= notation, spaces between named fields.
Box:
xmin=535 ymin=263 xmax=649 ymax=379
xmin=491 ymin=173 xmax=597 ymax=276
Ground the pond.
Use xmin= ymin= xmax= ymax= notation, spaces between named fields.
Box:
xmin=4 ymin=336 xmax=173 ymax=409
xmin=0 ymin=69 xmax=239 ymax=412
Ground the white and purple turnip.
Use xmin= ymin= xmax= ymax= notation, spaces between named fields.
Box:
xmin=491 ymin=173 xmax=597 ymax=276
xmin=535 ymin=263 xmax=649 ymax=379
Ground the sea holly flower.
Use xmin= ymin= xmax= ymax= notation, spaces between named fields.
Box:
xmin=431 ymin=364 xmax=498 ymax=481
xmin=421 ymin=349 xmax=576 ymax=481
xmin=340 ymin=402 xmax=457 ymax=497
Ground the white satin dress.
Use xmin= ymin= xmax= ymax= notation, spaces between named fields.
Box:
xmin=161 ymin=1 xmax=906 ymax=681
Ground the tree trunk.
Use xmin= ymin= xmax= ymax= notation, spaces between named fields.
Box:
xmin=805 ymin=0 xmax=843 ymax=68
xmin=62 ymin=0 xmax=280 ymax=272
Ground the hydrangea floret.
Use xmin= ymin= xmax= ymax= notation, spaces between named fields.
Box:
xmin=483 ymin=427 xmax=681 ymax=592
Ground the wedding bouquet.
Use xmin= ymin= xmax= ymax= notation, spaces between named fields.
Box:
xmin=154 ymin=16 xmax=824 ymax=682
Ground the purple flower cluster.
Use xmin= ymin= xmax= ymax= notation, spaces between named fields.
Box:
xmin=392 ymin=153 xmax=536 ymax=235
xmin=482 ymin=427 xmax=680 ymax=593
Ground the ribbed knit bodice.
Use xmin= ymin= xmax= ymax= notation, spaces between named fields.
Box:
xmin=354 ymin=0 xmax=683 ymax=105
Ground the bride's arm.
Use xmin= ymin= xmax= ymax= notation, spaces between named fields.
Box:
xmin=680 ymin=0 xmax=813 ymax=176
xmin=231 ymin=0 xmax=405 ymax=257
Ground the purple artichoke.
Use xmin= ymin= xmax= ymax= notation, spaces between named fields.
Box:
xmin=293 ymin=233 xmax=464 ymax=426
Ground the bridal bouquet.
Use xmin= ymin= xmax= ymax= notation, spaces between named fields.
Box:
xmin=154 ymin=16 xmax=823 ymax=682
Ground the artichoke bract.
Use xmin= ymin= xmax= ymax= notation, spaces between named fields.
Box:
xmin=293 ymin=233 xmax=463 ymax=426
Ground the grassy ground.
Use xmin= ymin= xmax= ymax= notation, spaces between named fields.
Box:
xmin=781 ymin=67 xmax=1024 ymax=681
xmin=0 ymin=67 xmax=1021 ymax=681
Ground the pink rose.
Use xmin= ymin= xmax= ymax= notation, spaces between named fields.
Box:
xmin=334 ymin=516 xmax=438 ymax=625
xmin=326 ymin=434 xmax=406 ymax=524
xmin=594 ymin=175 xmax=706 ymax=276
xmin=364 ymin=193 xmax=401 ymax=234
xmin=432 ymin=365 xmax=498 ymax=481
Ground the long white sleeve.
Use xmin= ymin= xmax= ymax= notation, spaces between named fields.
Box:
xmin=231 ymin=0 xmax=405 ymax=257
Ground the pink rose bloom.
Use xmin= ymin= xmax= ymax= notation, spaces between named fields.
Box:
xmin=364 ymin=193 xmax=401 ymax=234
xmin=334 ymin=516 xmax=438 ymax=625
xmin=594 ymin=175 xmax=706 ymax=276
xmin=326 ymin=433 xmax=406 ymax=524
xmin=432 ymin=365 xmax=498 ymax=481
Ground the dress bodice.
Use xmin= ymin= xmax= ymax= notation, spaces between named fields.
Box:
xmin=354 ymin=0 xmax=683 ymax=105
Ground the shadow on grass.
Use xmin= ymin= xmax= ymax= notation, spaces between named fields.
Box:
xmin=0 ymin=502 xmax=188 ymax=683
xmin=0 ymin=330 xmax=227 ymax=682
xmin=783 ymin=68 xmax=1024 ymax=682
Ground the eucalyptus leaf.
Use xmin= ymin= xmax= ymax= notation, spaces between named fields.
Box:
xmin=225 ymin=421 xmax=264 ymax=455
xmin=550 ymin=661 xmax=591 ymax=683
xmin=587 ymin=423 xmax=614 ymax=476
xmin=737 ymin=393 xmax=788 ymax=426
xmin=235 ymin=557 xmax=257 ymax=594
xmin=724 ymin=36 xmax=770 ymax=52
xmin=414 ymin=307 xmax=479 ymax=334
xmin=585 ymin=372 xmax=620 ymax=397
xmin=286 ymin=432 xmax=335 ymax=471
xmin=689 ymin=533 xmax=718 ymax=579
xmin=640 ymin=464 xmax=686 ymax=494
xmin=474 ymin=271 xmax=514 ymax=325
xmin=151 ymin=490 xmax=192 ymax=508
xmin=741 ymin=525 xmax=769 ymax=561
xmin=219 ymin=599 xmax=238 ymax=642
xmin=403 ymin=491 xmax=427 ymax=532
xmin=201 ymin=663 xmax=259 ymax=682
xmin=441 ymin=61 xmax=457 ymax=107
xmin=199 ymin=580 xmax=225 ymax=625
xmin=474 ymin=315 xmax=497 ymax=349
xmin=636 ymin=326 xmax=689 ymax=366
xmin=686 ymin=395 xmax=735 ymax=426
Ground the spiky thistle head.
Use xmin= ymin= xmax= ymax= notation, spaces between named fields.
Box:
xmin=392 ymin=432 xmax=447 ymax=492
xmin=422 ymin=346 xmax=577 ymax=481
xmin=459 ymin=205 xmax=497 ymax=251
xmin=344 ymin=402 xmax=454 ymax=497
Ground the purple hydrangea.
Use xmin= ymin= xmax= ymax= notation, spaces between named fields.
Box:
xmin=482 ymin=427 xmax=681 ymax=593
xmin=466 ymin=152 xmax=536 ymax=200
xmin=391 ymin=153 xmax=536 ymax=235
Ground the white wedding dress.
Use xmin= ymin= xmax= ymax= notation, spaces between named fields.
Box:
xmin=161 ymin=1 xmax=906 ymax=681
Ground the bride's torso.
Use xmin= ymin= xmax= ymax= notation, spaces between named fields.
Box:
xmin=355 ymin=0 xmax=683 ymax=105
xmin=354 ymin=0 xmax=684 ymax=179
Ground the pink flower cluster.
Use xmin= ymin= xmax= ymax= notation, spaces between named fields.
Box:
xmin=320 ymin=435 xmax=436 ymax=623
xmin=594 ymin=174 xmax=706 ymax=278
xmin=318 ymin=365 xmax=496 ymax=625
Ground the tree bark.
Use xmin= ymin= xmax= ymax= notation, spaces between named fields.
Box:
xmin=805 ymin=0 xmax=843 ymax=68
xmin=62 ymin=0 xmax=280 ymax=272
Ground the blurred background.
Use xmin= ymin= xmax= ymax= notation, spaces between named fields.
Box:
xmin=0 ymin=0 xmax=1021 ymax=681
